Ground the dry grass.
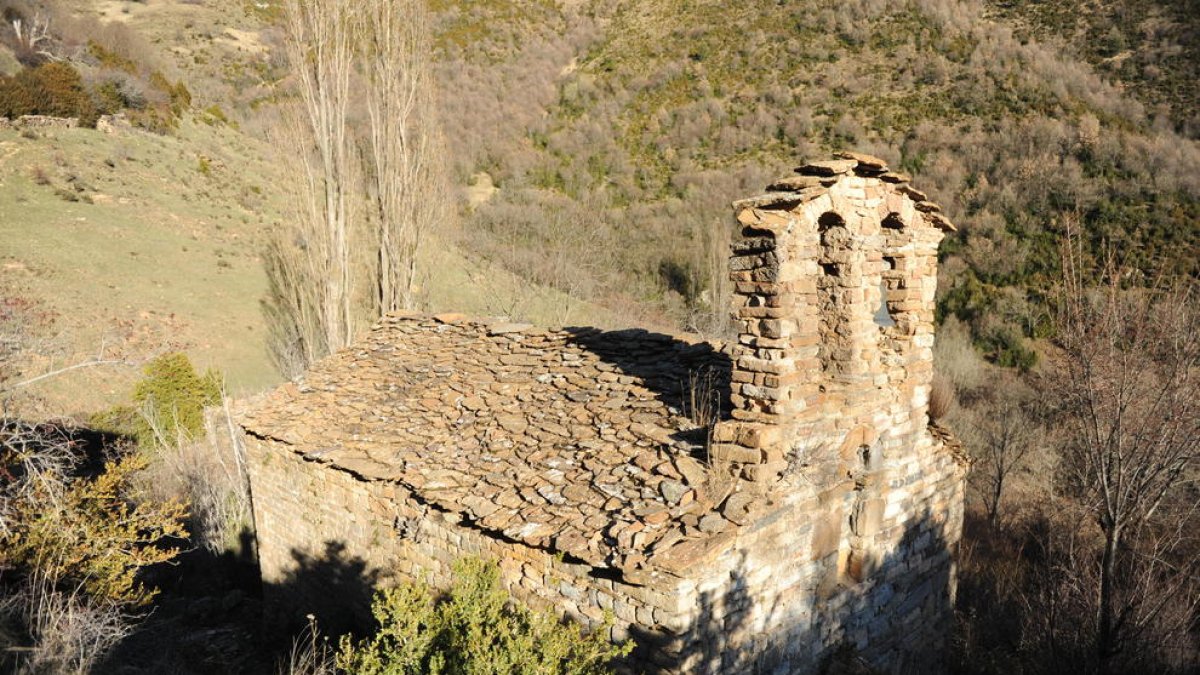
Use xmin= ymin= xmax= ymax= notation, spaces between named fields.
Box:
xmin=928 ymin=374 xmax=957 ymax=422
xmin=276 ymin=615 xmax=335 ymax=675
xmin=681 ymin=366 xmax=740 ymax=502
xmin=0 ymin=577 xmax=132 ymax=675
xmin=136 ymin=398 xmax=251 ymax=555
xmin=683 ymin=366 xmax=721 ymax=433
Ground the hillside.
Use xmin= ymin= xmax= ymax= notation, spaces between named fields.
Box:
xmin=436 ymin=0 xmax=1200 ymax=362
xmin=1 ymin=1 xmax=1199 ymax=673
xmin=0 ymin=118 xmax=282 ymax=412
xmin=4 ymin=0 xmax=1197 ymax=413
xmin=0 ymin=0 xmax=620 ymax=415
xmin=986 ymin=0 xmax=1200 ymax=137
xmin=0 ymin=113 xmax=614 ymax=414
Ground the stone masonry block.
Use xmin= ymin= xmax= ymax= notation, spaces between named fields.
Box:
xmin=710 ymin=442 xmax=763 ymax=464
xmin=242 ymin=159 xmax=963 ymax=675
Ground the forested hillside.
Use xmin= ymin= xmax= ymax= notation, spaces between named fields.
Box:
xmin=987 ymin=0 xmax=1200 ymax=136
xmin=435 ymin=0 xmax=1200 ymax=363
xmin=4 ymin=0 xmax=1197 ymax=386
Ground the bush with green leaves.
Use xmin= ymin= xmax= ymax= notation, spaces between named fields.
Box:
xmin=0 ymin=62 xmax=100 ymax=126
xmin=0 ymin=420 xmax=189 ymax=672
xmin=337 ymin=558 xmax=632 ymax=675
xmin=93 ymin=353 xmax=222 ymax=449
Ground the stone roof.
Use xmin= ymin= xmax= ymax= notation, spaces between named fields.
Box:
xmin=733 ymin=151 xmax=957 ymax=233
xmin=240 ymin=152 xmax=958 ymax=582
xmin=239 ymin=313 xmax=754 ymax=580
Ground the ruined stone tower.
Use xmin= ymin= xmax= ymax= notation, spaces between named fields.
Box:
xmin=240 ymin=153 xmax=966 ymax=674
xmin=712 ymin=152 xmax=961 ymax=589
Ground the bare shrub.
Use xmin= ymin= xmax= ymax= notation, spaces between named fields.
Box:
xmin=685 ymin=214 xmax=734 ymax=338
xmin=682 ymin=366 xmax=720 ymax=433
xmin=470 ymin=193 xmax=616 ymax=324
xmin=277 ymin=615 xmax=335 ymax=675
xmin=965 ymin=387 xmax=1038 ymax=528
xmin=933 ymin=315 xmax=985 ymax=395
xmin=137 ymin=398 xmax=251 ymax=555
xmin=262 ymin=233 xmax=324 ymax=380
xmin=0 ymin=420 xmax=186 ymax=673
xmin=85 ymin=18 xmax=161 ymax=74
xmin=0 ymin=420 xmax=75 ymax=542
xmin=90 ymin=354 xmax=250 ymax=554
xmin=1048 ymin=230 xmax=1200 ymax=667
xmin=927 ymin=373 xmax=956 ymax=422
xmin=28 ymin=165 xmax=49 ymax=186
xmin=681 ymin=366 xmax=739 ymax=501
xmin=1 ymin=577 xmax=132 ymax=675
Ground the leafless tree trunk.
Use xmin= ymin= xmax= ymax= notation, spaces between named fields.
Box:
xmin=689 ymin=215 xmax=734 ymax=338
xmin=360 ymin=0 xmax=448 ymax=314
xmin=266 ymin=0 xmax=449 ymax=376
xmin=973 ymin=393 xmax=1036 ymax=528
xmin=1051 ymin=226 xmax=1200 ymax=670
xmin=10 ymin=12 xmax=57 ymax=62
xmin=279 ymin=0 xmax=358 ymax=363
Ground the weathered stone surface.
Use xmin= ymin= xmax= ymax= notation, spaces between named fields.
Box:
xmin=240 ymin=315 xmax=737 ymax=570
xmin=721 ymin=491 xmax=756 ymax=524
xmin=242 ymin=156 xmax=967 ymax=675
xmin=731 ymin=191 xmax=807 ymax=210
xmin=659 ymin=480 xmax=689 ymax=505
xmin=766 ymin=175 xmax=834 ymax=191
xmin=834 ymin=150 xmax=889 ymax=171
xmin=795 ymin=158 xmax=857 ymax=176
xmin=96 ymin=113 xmax=132 ymax=134
xmin=488 ymin=322 xmax=534 ymax=335
xmin=674 ymin=455 xmax=707 ymax=486
xmin=3 ymin=114 xmax=79 ymax=129
xmin=697 ymin=512 xmax=730 ymax=534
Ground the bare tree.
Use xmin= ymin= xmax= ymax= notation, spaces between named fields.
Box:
xmin=8 ymin=10 xmax=56 ymax=63
xmin=360 ymin=0 xmax=448 ymax=314
xmin=1051 ymin=228 xmax=1200 ymax=668
xmin=970 ymin=390 xmax=1037 ymax=528
xmin=267 ymin=0 xmax=449 ymax=376
xmin=273 ymin=0 xmax=359 ymax=368
xmin=688 ymin=215 xmax=734 ymax=338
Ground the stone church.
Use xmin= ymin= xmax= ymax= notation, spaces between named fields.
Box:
xmin=238 ymin=153 xmax=967 ymax=674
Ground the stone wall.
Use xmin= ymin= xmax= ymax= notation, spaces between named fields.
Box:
xmin=676 ymin=431 xmax=964 ymax=674
xmin=247 ymin=421 xmax=963 ymax=674
xmin=710 ymin=156 xmax=960 ymax=622
xmin=96 ymin=113 xmax=132 ymax=134
xmin=0 ymin=115 xmax=80 ymax=130
xmin=713 ymin=156 xmax=953 ymax=487
xmin=242 ymin=154 xmax=966 ymax=674
xmin=246 ymin=434 xmax=693 ymax=661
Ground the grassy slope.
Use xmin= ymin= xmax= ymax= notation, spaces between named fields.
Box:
xmin=1 ymin=0 xmax=614 ymax=416
xmin=0 ymin=120 xmax=280 ymax=412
